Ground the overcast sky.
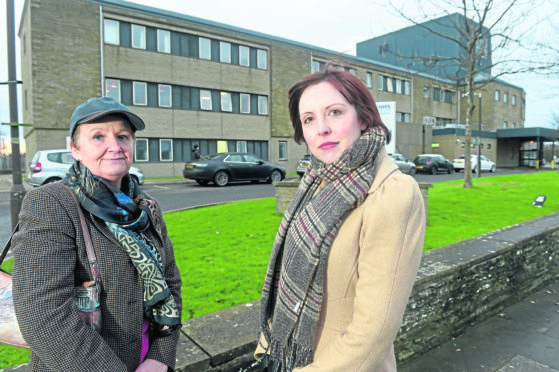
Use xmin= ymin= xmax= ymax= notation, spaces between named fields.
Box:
xmin=1 ymin=0 xmax=558 ymax=139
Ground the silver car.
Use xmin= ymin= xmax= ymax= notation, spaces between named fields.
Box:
xmin=389 ymin=153 xmax=416 ymax=175
xmin=28 ymin=149 xmax=144 ymax=186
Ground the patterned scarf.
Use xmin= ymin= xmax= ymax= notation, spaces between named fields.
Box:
xmin=259 ymin=129 xmax=385 ymax=371
xmin=64 ymin=163 xmax=182 ymax=336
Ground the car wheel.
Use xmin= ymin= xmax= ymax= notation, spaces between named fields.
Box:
xmin=196 ymin=179 xmax=209 ymax=186
xmin=43 ymin=177 xmax=61 ymax=184
xmin=430 ymin=166 xmax=437 ymax=175
xmin=490 ymin=165 xmax=496 ymax=173
xmin=472 ymin=166 xmax=477 ymax=174
xmin=409 ymin=167 xmax=416 ymax=176
xmin=447 ymin=166 xmax=452 ymax=174
xmin=213 ymin=171 xmax=229 ymax=187
xmin=269 ymin=170 xmax=282 ymax=183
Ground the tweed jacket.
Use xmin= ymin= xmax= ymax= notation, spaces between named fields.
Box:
xmin=12 ymin=182 xmax=182 ymax=371
xmin=257 ymin=148 xmax=425 ymax=371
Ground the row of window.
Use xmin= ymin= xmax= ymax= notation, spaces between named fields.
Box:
xmin=105 ymin=78 xmax=268 ymax=115
xmin=104 ymin=19 xmax=268 ymax=69
xmin=134 ymin=138 xmax=269 ymax=162
xmin=495 ymin=90 xmax=517 ymax=105
xmin=424 ymin=87 xmax=455 ymax=104
xmin=397 ymin=112 xmax=411 ymax=123
xmin=378 ymin=75 xmax=411 ymax=95
xmin=503 ymin=122 xmax=517 ymax=129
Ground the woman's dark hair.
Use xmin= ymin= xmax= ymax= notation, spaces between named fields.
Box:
xmin=288 ymin=62 xmax=391 ymax=144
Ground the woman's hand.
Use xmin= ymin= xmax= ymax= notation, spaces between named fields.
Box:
xmin=135 ymin=359 xmax=167 ymax=372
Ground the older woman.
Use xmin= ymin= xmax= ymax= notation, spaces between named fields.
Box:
xmin=256 ymin=65 xmax=425 ymax=371
xmin=12 ymin=97 xmax=182 ymax=371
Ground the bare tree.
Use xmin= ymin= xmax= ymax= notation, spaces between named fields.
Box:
xmin=382 ymin=0 xmax=559 ymax=187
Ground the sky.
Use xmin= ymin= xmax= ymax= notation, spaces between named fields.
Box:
xmin=1 ymin=0 xmax=558 ymax=140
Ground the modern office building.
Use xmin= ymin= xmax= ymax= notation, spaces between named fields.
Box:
xmin=19 ymin=0 xmax=547 ymax=177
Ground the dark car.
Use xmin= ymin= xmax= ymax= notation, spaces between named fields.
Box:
xmin=183 ymin=152 xmax=286 ymax=186
xmin=413 ymin=154 xmax=454 ymax=175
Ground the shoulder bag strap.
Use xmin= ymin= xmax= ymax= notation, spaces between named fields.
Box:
xmin=0 ymin=223 xmax=19 ymax=267
xmin=62 ymin=185 xmax=100 ymax=287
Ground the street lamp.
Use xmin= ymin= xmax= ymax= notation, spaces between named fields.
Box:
xmin=474 ymin=92 xmax=482 ymax=178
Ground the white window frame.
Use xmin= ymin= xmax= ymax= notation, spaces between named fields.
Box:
xmin=159 ymin=139 xmax=173 ymax=161
xmin=503 ymin=92 xmax=508 ymax=104
xmin=199 ymin=37 xmax=211 ymax=60
xmin=158 ymin=84 xmax=172 ymax=108
xmin=131 ymin=24 xmax=146 ymax=49
xmin=386 ymin=78 xmax=394 ymax=92
xmin=423 ymin=87 xmax=429 ymax=98
xmin=240 ymin=93 xmax=251 ymax=114
xmin=378 ymin=76 xmax=384 ymax=91
xmin=105 ymin=79 xmax=121 ymax=101
xmin=220 ymin=92 xmax=232 ymax=112
xmin=257 ymin=49 xmax=267 ymax=69
xmin=258 ymin=96 xmax=268 ymax=115
xmin=135 ymin=138 xmax=148 ymax=162
xmin=311 ymin=60 xmax=320 ymax=73
xmin=104 ymin=19 xmax=119 ymax=45
xmin=239 ymin=45 xmax=250 ymax=66
xmin=366 ymin=72 xmax=372 ymax=88
xmin=157 ymin=29 xmax=171 ymax=53
xmin=512 ymin=95 xmax=517 ymax=105
xmin=404 ymin=81 xmax=411 ymax=95
xmin=395 ymin=79 xmax=402 ymax=94
xmin=220 ymin=41 xmax=231 ymax=63
xmin=200 ymin=90 xmax=212 ymax=110
xmin=278 ymin=141 xmax=287 ymax=160
xmin=133 ymin=81 xmax=147 ymax=106
xmin=495 ymin=90 xmax=500 ymax=101
xmin=236 ymin=140 xmax=247 ymax=153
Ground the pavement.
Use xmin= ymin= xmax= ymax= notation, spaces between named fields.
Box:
xmin=1 ymin=174 xmax=559 ymax=371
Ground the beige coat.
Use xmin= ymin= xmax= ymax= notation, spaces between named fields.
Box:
xmin=257 ymin=148 xmax=425 ymax=371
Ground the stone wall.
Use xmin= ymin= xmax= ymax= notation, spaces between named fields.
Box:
xmin=174 ymin=212 xmax=559 ymax=371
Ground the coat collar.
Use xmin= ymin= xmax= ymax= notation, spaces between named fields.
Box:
xmin=368 ymin=147 xmax=399 ymax=195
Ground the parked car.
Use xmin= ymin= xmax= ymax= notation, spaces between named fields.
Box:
xmin=28 ymin=149 xmax=144 ymax=186
xmin=389 ymin=153 xmax=416 ymax=175
xmin=413 ymin=154 xmax=454 ymax=175
xmin=296 ymin=154 xmax=311 ymax=178
xmin=183 ymin=152 xmax=286 ymax=187
xmin=453 ymin=155 xmax=496 ymax=173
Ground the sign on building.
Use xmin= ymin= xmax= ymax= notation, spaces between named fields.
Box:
xmin=377 ymin=101 xmax=396 ymax=154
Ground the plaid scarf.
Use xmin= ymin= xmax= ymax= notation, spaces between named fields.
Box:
xmin=260 ymin=129 xmax=385 ymax=371
xmin=64 ymin=163 xmax=182 ymax=336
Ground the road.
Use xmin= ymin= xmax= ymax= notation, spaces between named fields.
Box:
xmin=0 ymin=168 xmax=552 ymax=250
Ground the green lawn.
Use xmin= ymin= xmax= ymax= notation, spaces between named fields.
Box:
xmin=1 ymin=171 xmax=557 ymax=367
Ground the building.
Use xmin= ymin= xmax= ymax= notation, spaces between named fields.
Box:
xmin=19 ymin=0 xmax=546 ymax=178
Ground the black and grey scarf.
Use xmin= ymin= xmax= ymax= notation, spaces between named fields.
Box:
xmin=259 ymin=128 xmax=386 ymax=371
xmin=64 ymin=163 xmax=182 ymax=336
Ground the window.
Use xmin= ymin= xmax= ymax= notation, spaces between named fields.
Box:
xmin=133 ymin=82 xmax=147 ymax=105
xmin=257 ymin=49 xmax=267 ymax=69
xmin=511 ymin=122 xmax=516 ymax=128
xmin=495 ymin=90 xmax=500 ymax=101
xmin=240 ymin=93 xmax=250 ymax=114
xmin=104 ymin=19 xmax=119 ymax=45
xmin=348 ymin=68 xmax=356 ymax=76
xmin=423 ymin=87 xmax=429 ymax=98
xmin=239 ymin=45 xmax=250 ymax=66
xmin=258 ymin=96 xmax=268 ymax=115
xmin=503 ymin=92 xmax=508 ymax=104
xmin=433 ymin=88 xmax=441 ymax=101
xmin=444 ymin=90 xmax=454 ymax=104
xmin=131 ymin=24 xmax=146 ymax=49
xmin=158 ymin=84 xmax=171 ymax=107
xmin=512 ymin=95 xmax=517 ymax=105
xmin=135 ymin=139 xmax=148 ymax=162
xmin=386 ymin=78 xmax=393 ymax=92
xmin=378 ymin=76 xmax=384 ymax=91
xmin=160 ymin=139 xmax=173 ymax=161
xmin=220 ymin=92 xmax=232 ymax=112
xmin=200 ymin=90 xmax=212 ymax=110
xmin=404 ymin=81 xmax=410 ymax=95
xmin=220 ymin=41 xmax=231 ymax=63
xmin=366 ymin=72 xmax=372 ymax=88
xmin=105 ymin=79 xmax=120 ymax=101
xmin=503 ymin=121 xmax=508 ymax=128
xmin=157 ymin=30 xmax=170 ymax=53
xmin=278 ymin=141 xmax=287 ymax=160
xmin=236 ymin=141 xmax=247 ymax=153
xmin=395 ymin=79 xmax=402 ymax=94
xmin=311 ymin=60 xmax=320 ymax=73
xmin=199 ymin=37 xmax=211 ymax=60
